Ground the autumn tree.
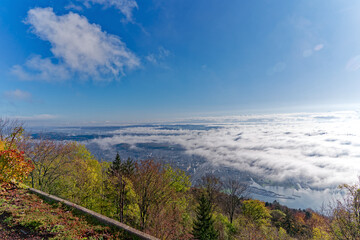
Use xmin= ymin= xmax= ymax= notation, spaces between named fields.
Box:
xmin=40 ymin=142 xmax=111 ymax=213
xmin=0 ymin=140 xmax=33 ymax=185
xmin=66 ymin=143 xmax=105 ymax=210
xmin=0 ymin=119 xmax=26 ymax=148
xmin=328 ymin=179 xmax=360 ymax=239
xmin=308 ymin=211 xmax=331 ymax=240
xmin=0 ymin=119 xmax=33 ymax=185
xmin=222 ymin=178 xmax=247 ymax=223
xmin=198 ymin=173 xmax=222 ymax=209
xmin=270 ymin=209 xmax=287 ymax=228
xmin=148 ymin=165 xmax=192 ymax=239
xmin=24 ymin=139 xmax=75 ymax=192
xmin=242 ymin=199 xmax=271 ymax=226
xmin=132 ymin=159 xmax=174 ymax=231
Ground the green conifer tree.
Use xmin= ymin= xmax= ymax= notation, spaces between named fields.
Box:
xmin=192 ymin=193 xmax=219 ymax=240
xmin=121 ymin=157 xmax=135 ymax=176
xmin=109 ymin=152 xmax=121 ymax=175
xmin=107 ymin=153 xmax=136 ymax=223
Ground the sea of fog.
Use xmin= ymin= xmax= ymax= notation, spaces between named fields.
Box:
xmin=30 ymin=111 xmax=360 ymax=210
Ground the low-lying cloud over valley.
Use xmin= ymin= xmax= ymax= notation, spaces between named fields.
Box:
xmin=88 ymin=111 xmax=360 ymax=190
xmin=32 ymin=111 xmax=360 ymax=208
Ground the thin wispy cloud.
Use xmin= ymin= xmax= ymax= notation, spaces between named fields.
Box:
xmin=314 ymin=44 xmax=324 ymax=51
xmin=65 ymin=2 xmax=84 ymax=11
xmin=79 ymin=0 xmax=138 ymax=22
xmin=4 ymin=89 xmax=32 ymax=102
xmin=12 ymin=7 xmax=140 ymax=82
xmin=346 ymin=55 xmax=360 ymax=71
xmin=14 ymin=114 xmax=57 ymax=121
xmin=303 ymin=43 xmax=324 ymax=58
xmin=146 ymin=47 xmax=171 ymax=68
xmin=267 ymin=62 xmax=286 ymax=75
xmin=145 ymin=55 xmax=157 ymax=64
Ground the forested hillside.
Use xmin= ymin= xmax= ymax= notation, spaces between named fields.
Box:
xmin=1 ymin=119 xmax=360 ymax=239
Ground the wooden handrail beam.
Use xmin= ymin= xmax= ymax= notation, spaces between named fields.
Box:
xmin=28 ymin=188 xmax=159 ymax=240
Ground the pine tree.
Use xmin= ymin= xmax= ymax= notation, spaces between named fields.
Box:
xmin=106 ymin=154 xmax=136 ymax=223
xmin=121 ymin=157 xmax=135 ymax=176
xmin=192 ymin=193 xmax=219 ymax=240
xmin=107 ymin=153 xmax=126 ymax=221
xmin=109 ymin=152 xmax=121 ymax=175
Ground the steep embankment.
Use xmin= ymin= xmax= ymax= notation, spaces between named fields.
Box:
xmin=0 ymin=185 xmax=122 ymax=239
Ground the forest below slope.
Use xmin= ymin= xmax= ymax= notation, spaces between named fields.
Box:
xmin=1 ymin=119 xmax=360 ymax=240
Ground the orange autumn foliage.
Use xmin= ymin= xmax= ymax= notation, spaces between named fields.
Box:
xmin=294 ymin=211 xmax=306 ymax=225
xmin=0 ymin=141 xmax=34 ymax=184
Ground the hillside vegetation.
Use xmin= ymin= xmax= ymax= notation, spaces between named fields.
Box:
xmin=0 ymin=185 xmax=123 ymax=239
xmin=1 ymin=119 xmax=360 ymax=239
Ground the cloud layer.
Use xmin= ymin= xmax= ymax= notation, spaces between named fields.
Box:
xmin=14 ymin=114 xmax=57 ymax=121
xmin=12 ymin=8 xmax=140 ymax=82
xmin=90 ymin=111 xmax=360 ymax=189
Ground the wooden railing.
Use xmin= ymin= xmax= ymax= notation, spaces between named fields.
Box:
xmin=28 ymin=188 xmax=159 ymax=240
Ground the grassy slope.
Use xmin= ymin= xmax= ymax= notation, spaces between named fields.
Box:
xmin=0 ymin=185 xmax=124 ymax=240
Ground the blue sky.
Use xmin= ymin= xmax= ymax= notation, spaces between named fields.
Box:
xmin=2 ymin=0 xmax=360 ymax=125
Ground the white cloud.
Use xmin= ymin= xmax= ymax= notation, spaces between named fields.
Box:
xmin=14 ymin=114 xmax=57 ymax=121
xmin=145 ymin=47 xmax=170 ymax=68
xmin=80 ymin=0 xmax=138 ymax=22
xmin=145 ymin=54 xmax=157 ymax=64
xmin=303 ymin=43 xmax=324 ymax=58
xmin=4 ymin=89 xmax=32 ymax=102
xmin=65 ymin=2 xmax=84 ymax=11
xmin=267 ymin=62 xmax=286 ymax=75
xmin=90 ymin=111 xmax=360 ymax=190
xmin=314 ymin=44 xmax=324 ymax=51
xmin=303 ymin=49 xmax=313 ymax=57
xmin=12 ymin=55 xmax=70 ymax=81
xmin=158 ymin=47 xmax=170 ymax=58
xmin=346 ymin=55 xmax=360 ymax=71
xmin=13 ymin=8 xmax=140 ymax=82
